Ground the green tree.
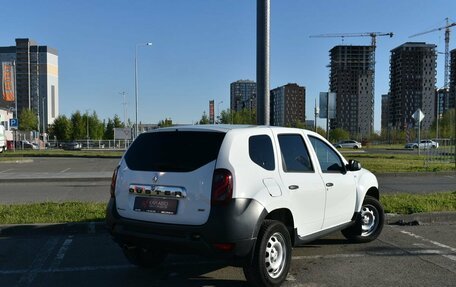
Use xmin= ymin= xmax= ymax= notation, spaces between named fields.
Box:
xmin=84 ymin=111 xmax=104 ymax=140
xmin=431 ymin=108 xmax=455 ymax=138
xmin=49 ymin=115 xmax=72 ymax=141
xmin=103 ymin=115 xmax=125 ymax=140
xmin=329 ymin=128 xmax=350 ymax=143
xmin=316 ymin=126 xmax=327 ymax=138
xmin=199 ymin=111 xmax=210 ymax=124
xmin=113 ymin=114 xmax=124 ymax=128
xmin=104 ymin=118 xmax=114 ymax=140
xmin=219 ymin=108 xmax=256 ymax=124
xmin=70 ymin=111 xmax=85 ymax=140
xmin=158 ymin=118 xmax=173 ymax=127
xmin=18 ymin=108 xmax=38 ymax=131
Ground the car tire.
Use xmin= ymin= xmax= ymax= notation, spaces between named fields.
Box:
xmin=353 ymin=146 xmax=359 ymax=149
xmin=243 ymin=220 xmax=292 ymax=287
xmin=122 ymin=246 xmax=167 ymax=268
xmin=341 ymin=196 xmax=384 ymax=243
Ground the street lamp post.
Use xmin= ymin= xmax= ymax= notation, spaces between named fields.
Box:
xmin=217 ymin=101 xmax=223 ymax=124
xmin=86 ymin=109 xmax=91 ymax=149
xmin=135 ymin=42 xmax=152 ymax=138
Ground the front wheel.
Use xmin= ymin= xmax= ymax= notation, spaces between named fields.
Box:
xmin=243 ymin=220 xmax=292 ymax=287
xmin=342 ymin=196 xmax=384 ymax=243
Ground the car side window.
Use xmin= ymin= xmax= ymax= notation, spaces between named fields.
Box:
xmin=249 ymin=135 xmax=275 ymax=171
xmin=278 ymin=134 xmax=314 ymax=173
xmin=309 ymin=136 xmax=345 ymax=173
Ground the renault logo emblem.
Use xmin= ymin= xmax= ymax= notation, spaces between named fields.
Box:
xmin=152 ymin=176 xmax=158 ymax=183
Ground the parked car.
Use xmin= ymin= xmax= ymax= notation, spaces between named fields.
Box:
xmin=334 ymin=139 xmax=362 ymax=149
xmin=16 ymin=140 xmax=39 ymax=150
xmin=404 ymin=139 xmax=439 ymax=149
xmin=61 ymin=142 xmax=82 ymax=150
xmin=106 ymin=125 xmax=384 ymax=287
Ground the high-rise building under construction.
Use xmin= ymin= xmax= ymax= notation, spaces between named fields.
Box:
xmin=329 ymin=45 xmax=375 ymax=138
xmin=450 ymin=48 xmax=456 ymax=110
xmin=388 ymin=42 xmax=436 ymax=131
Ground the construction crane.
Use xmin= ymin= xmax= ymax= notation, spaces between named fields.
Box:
xmin=309 ymin=32 xmax=393 ymax=68
xmin=410 ymin=18 xmax=456 ymax=89
xmin=310 ymin=32 xmax=393 ymax=48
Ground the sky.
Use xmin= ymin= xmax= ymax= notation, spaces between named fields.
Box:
xmin=1 ymin=0 xmax=455 ymax=131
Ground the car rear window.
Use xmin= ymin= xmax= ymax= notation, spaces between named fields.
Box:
xmin=124 ymin=131 xmax=226 ymax=172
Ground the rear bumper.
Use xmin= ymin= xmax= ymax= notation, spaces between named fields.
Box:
xmin=106 ymin=197 xmax=266 ymax=260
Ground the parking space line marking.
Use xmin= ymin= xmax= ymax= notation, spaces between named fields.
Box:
xmin=400 ymin=230 xmax=456 ymax=262
xmin=49 ymin=236 xmax=73 ymax=271
xmin=16 ymin=237 xmax=59 ymax=287
xmin=0 ymin=169 xmax=14 ymax=173
xmin=59 ymin=168 xmax=71 ymax=173
xmin=88 ymin=222 xmax=96 ymax=233
xmin=292 ymin=254 xmax=364 ymax=260
xmin=400 ymin=230 xmax=456 ymax=253
xmin=0 ymin=265 xmax=132 ymax=275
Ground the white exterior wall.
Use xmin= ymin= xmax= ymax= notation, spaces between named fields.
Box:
xmin=45 ymin=52 xmax=59 ymax=127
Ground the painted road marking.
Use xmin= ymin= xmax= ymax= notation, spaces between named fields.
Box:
xmin=49 ymin=236 xmax=74 ymax=271
xmin=400 ymin=230 xmax=456 ymax=262
xmin=59 ymin=168 xmax=71 ymax=173
xmin=16 ymin=237 xmax=60 ymax=287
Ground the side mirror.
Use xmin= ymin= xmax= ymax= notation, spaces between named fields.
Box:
xmin=347 ymin=160 xmax=361 ymax=171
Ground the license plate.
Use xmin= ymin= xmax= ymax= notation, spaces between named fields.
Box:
xmin=133 ymin=197 xmax=178 ymax=215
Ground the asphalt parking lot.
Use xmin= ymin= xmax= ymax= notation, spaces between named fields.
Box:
xmin=1 ymin=157 xmax=455 ymax=286
xmin=0 ymin=223 xmax=455 ymax=287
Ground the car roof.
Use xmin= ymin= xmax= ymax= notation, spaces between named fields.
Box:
xmin=144 ymin=124 xmax=320 ymax=137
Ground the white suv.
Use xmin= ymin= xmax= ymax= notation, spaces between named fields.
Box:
xmin=106 ymin=125 xmax=384 ymax=286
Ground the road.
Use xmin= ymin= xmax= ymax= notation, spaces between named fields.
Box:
xmin=0 ymin=158 xmax=454 ymax=204
xmin=0 ymin=223 xmax=454 ymax=286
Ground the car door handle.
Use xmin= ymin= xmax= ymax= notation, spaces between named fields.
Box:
xmin=288 ymin=185 xmax=299 ymax=190
xmin=326 ymin=183 xmax=334 ymax=187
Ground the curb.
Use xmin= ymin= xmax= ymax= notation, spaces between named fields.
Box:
xmin=0 ymin=221 xmax=106 ymax=237
xmin=1 ymin=212 xmax=455 ymax=237
xmin=0 ymin=176 xmax=111 ymax=183
xmin=386 ymin=212 xmax=456 ymax=225
xmin=376 ymin=171 xmax=456 ymax=177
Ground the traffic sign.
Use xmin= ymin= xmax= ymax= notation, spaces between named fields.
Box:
xmin=9 ymin=118 xmax=18 ymax=129
xmin=413 ymin=109 xmax=425 ymax=123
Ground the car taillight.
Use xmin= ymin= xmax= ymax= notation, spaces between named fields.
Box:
xmin=110 ymin=166 xmax=119 ymax=198
xmin=211 ymin=169 xmax=233 ymax=205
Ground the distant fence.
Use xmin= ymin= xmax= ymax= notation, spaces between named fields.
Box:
xmin=423 ymin=138 xmax=456 ymax=166
xmin=50 ymin=140 xmax=133 ymax=150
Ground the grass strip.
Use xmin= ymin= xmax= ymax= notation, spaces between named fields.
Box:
xmin=0 ymin=193 xmax=455 ymax=224
xmin=0 ymin=202 xmax=106 ymax=224
xmin=344 ymin=153 xmax=455 ymax=173
xmin=381 ymin=192 xmax=456 ymax=214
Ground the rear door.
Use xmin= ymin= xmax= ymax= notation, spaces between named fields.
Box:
xmin=273 ymin=132 xmax=326 ymax=236
xmin=115 ymin=130 xmax=225 ymax=225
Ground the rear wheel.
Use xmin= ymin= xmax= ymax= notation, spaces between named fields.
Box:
xmin=122 ymin=246 xmax=167 ymax=268
xmin=342 ymin=196 xmax=384 ymax=243
xmin=243 ymin=220 xmax=292 ymax=287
